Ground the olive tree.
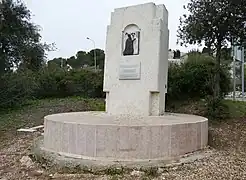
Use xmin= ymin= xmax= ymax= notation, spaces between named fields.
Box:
xmin=178 ymin=0 xmax=246 ymax=99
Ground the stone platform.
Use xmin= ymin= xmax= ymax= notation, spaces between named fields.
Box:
xmin=42 ymin=112 xmax=208 ymax=163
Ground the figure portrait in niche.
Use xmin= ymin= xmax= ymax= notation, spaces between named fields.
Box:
xmin=122 ymin=31 xmax=140 ymax=56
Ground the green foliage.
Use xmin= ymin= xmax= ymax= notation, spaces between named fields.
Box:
xmin=202 ymin=47 xmax=233 ymax=64
xmin=35 ymin=68 xmax=104 ymax=99
xmin=220 ymin=48 xmax=233 ymax=64
xmin=178 ymin=0 xmax=246 ymax=48
xmin=0 ymin=70 xmax=38 ymax=109
xmin=0 ymin=97 xmax=105 ymax=132
xmin=2 ymin=53 xmax=232 ymax=110
xmin=0 ymin=51 xmax=232 ymax=121
xmin=48 ymin=49 xmax=105 ymax=70
xmin=47 ymin=57 xmax=65 ymax=68
xmin=166 ymin=98 xmax=246 ymax=122
xmin=178 ymin=0 xmax=246 ymax=99
xmin=88 ymin=49 xmax=105 ymax=70
xmin=0 ymin=0 xmax=52 ymax=74
xmin=0 ymin=67 xmax=104 ymax=110
xmin=205 ymin=96 xmax=230 ymax=120
xmin=223 ymin=100 xmax=246 ymax=118
xmin=167 ymin=53 xmax=231 ymax=101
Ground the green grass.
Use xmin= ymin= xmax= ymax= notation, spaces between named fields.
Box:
xmin=167 ymin=99 xmax=246 ymax=120
xmin=222 ymin=99 xmax=246 ymax=118
xmin=0 ymin=97 xmax=105 ymax=134
xmin=1 ymin=96 xmax=246 ymax=136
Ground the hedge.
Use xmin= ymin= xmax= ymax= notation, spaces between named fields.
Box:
xmin=0 ymin=54 xmax=231 ymax=109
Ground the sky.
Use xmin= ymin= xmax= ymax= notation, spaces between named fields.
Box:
xmin=23 ymin=0 xmax=201 ymax=60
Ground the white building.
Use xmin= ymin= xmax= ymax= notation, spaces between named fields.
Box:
xmin=168 ymin=50 xmax=188 ymax=65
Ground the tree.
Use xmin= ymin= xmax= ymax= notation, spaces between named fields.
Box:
xmin=202 ymin=47 xmax=233 ymax=64
xmin=187 ymin=49 xmax=201 ymax=57
xmin=0 ymin=0 xmax=51 ymax=74
xmin=48 ymin=49 xmax=105 ymax=71
xmin=20 ymin=43 xmax=52 ymax=71
xmin=76 ymin=51 xmax=91 ymax=67
xmin=178 ymin=0 xmax=246 ymax=99
xmin=48 ymin=57 xmax=66 ymax=68
xmin=66 ymin=56 xmax=77 ymax=68
xmin=88 ymin=49 xmax=105 ymax=70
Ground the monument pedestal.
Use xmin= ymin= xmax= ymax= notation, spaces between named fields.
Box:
xmin=41 ymin=112 xmax=208 ymax=163
xmin=37 ymin=2 xmax=208 ymax=169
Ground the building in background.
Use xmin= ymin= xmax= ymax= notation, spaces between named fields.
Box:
xmin=168 ymin=49 xmax=188 ymax=65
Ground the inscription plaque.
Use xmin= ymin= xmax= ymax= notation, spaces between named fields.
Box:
xmin=119 ymin=62 xmax=141 ymax=80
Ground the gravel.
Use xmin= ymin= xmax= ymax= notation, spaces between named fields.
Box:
xmin=0 ymin=119 xmax=246 ymax=180
xmin=1 ymin=117 xmax=246 ymax=179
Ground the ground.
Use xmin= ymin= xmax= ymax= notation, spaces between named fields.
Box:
xmin=1 ymin=97 xmax=246 ymax=180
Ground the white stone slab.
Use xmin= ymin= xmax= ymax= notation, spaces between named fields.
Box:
xmin=103 ymin=3 xmax=169 ymax=116
xmin=30 ymin=125 xmax=44 ymax=130
xmin=17 ymin=128 xmax=36 ymax=132
xmin=119 ymin=62 xmax=141 ymax=80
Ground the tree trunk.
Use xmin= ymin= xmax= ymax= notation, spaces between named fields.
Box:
xmin=214 ymin=42 xmax=222 ymax=99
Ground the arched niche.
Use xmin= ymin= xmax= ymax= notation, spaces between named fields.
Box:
xmin=122 ymin=24 xmax=140 ymax=56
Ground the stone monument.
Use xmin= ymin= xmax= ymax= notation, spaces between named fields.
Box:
xmin=104 ymin=2 xmax=169 ymax=116
xmin=39 ymin=3 xmax=208 ymax=167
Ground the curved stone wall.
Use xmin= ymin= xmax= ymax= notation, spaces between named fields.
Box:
xmin=43 ymin=112 xmax=208 ymax=161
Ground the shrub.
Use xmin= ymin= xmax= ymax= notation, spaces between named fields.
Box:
xmin=35 ymin=68 xmax=67 ymax=98
xmin=0 ymin=70 xmax=38 ymax=109
xmin=0 ymin=53 xmax=232 ymax=114
xmin=205 ymin=96 xmax=230 ymax=120
xmin=35 ymin=68 xmax=104 ymax=99
xmin=0 ymin=66 xmax=105 ymax=110
xmin=167 ymin=54 xmax=231 ymax=102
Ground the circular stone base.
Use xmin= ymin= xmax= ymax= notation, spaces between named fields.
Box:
xmin=33 ymin=136 xmax=213 ymax=171
xmin=42 ymin=112 xmax=208 ymax=163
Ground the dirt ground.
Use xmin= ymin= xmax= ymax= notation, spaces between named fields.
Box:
xmin=1 ymin=98 xmax=246 ymax=180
